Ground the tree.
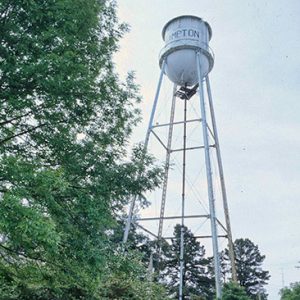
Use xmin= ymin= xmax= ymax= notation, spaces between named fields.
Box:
xmin=222 ymin=282 xmax=251 ymax=300
xmin=280 ymin=282 xmax=300 ymax=300
xmin=0 ymin=0 xmax=165 ymax=298
xmin=219 ymin=249 xmax=232 ymax=283
xmin=159 ymin=224 xmax=214 ymax=299
xmin=224 ymin=239 xmax=270 ymax=299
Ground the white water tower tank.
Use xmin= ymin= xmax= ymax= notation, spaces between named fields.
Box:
xmin=159 ymin=15 xmax=214 ymax=87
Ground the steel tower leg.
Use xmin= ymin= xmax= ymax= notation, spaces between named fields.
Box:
xmin=179 ymin=97 xmax=188 ymax=300
xmin=205 ymin=76 xmax=237 ymax=282
xmin=196 ymin=52 xmax=222 ymax=299
xmin=123 ymin=61 xmax=166 ymax=244
xmin=158 ymin=84 xmax=177 ymax=243
xmin=144 ymin=60 xmax=166 ymax=148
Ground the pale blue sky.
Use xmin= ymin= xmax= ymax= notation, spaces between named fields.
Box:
xmin=115 ymin=1 xmax=300 ymax=299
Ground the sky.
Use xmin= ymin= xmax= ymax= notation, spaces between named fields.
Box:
xmin=114 ymin=1 xmax=300 ymax=299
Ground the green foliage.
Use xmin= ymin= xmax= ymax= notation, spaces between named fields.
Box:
xmin=224 ymin=239 xmax=270 ymax=299
xmin=0 ymin=0 xmax=165 ymax=298
xmin=222 ymin=282 xmax=251 ymax=300
xmin=280 ymin=282 xmax=300 ymax=300
xmin=159 ymin=224 xmax=215 ymax=299
xmin=98 ymin=250 xmax=168 ymax=300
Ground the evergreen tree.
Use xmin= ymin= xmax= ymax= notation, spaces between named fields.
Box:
xmin=224 ymin=238 xmax=270 ymax=299
xmin=159 ymin=224 xmax=214 ymax=299
xmin=0 ymin=0 xmax=165 ymax=298
xmin=222 ymin=282 xmax=251 ymax=300
xmin=280 ymin=282 xmax=300 ymax=300
xmin=218 ymin=249 xmax=232 ymax=283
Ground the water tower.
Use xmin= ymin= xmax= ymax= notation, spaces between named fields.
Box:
xmin=123 ymin=15 xmax=237 ymax=299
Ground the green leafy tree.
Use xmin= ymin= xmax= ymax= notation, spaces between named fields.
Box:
xmin=224 ymin=239 xmax=270 ymax=299
xmin=0 ymin=0 xmax=165 ymax=299
xmin=280 ymin=282 xmax=300 ymax=300
xmin=222 ymin=282 xmax=251 ymax=300
xmin=159 ymin=224 xmax=214 ymax=299
xmin=98 ymin=250 xmax=168 ymax=300
xmin=111 ymin=220 xmax=158 ymax=266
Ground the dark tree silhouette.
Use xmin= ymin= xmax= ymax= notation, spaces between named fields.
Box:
xmin=159 ymin=224 xmax=214 ymax=299
xmin=224 ymin=238 xmax=270 ymax=299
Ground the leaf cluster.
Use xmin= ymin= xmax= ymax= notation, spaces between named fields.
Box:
xmin=222 ymin=282 xmax=251 ymax=300
xmin=280 ymin=282 xmax=300 ymax=300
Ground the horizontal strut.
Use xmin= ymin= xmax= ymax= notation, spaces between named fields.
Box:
xmin=171 ymin=144 xmax=215 ymax=153
xmin=137 ymin=214 xmax=209 ymax=222
xmin=164 ymin=234 xmax=228 ymax=240
xmin=152 ymin=118 xmax=201 ymax=129
xmin=136 ymin=221 xmax=228 ymax=241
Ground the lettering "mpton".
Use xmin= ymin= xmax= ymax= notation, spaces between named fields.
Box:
xmin=168 ymin=29 xmax=200 ymax=41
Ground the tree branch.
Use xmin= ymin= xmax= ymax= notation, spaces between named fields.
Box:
xmin=0 ymin=110 xmax=33 ymax=126
xmin=0 ymin=123 xmax=47 ymax=145
xmin=0 ymin=243 xmax=60 ymax=267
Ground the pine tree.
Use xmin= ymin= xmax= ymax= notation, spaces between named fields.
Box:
xmin=0 ymin=0 xmax=164 ymax=298
xmin=224 ymin=238 xmax=270 ymax=299
xmin=159 ymin=224 xmax=214 ymax=299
